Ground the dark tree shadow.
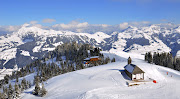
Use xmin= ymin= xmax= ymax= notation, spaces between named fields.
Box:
xmin=24 ymin=91 xmax=33 ymax=94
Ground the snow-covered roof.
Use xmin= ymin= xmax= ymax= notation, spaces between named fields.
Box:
xmin=90 ymin=56 xmax=99 ymax=58
xmin=84 ymin=58 xmax=90 ymax=61
xmin=124 ymin=64 xmax=135 ymax=73
xmin=84 ymin=56 xmax=99 ymax=61
xmin=124 ymin=64 xmax=145 ymax=74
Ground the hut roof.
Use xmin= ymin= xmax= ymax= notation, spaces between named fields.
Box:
xmin=84 ymin=56 xmax=99 ymax=61
xmin=124 ymin=64 xmax=145 ymax=74
xmin=90 ymin=56 xmax=99 ymax=59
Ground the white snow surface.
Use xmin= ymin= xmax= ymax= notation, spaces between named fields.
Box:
xmin=113 ymin=28 xmax=172 ymax=54
xmin=20 ymin=50 xmax=30 ymax=56
xmin=0 ymin=66 xmax=19 ymax=80
xmin=0 ymin=68 xmax=14 ymax=80
xmin=176 ymin=50 xmax=180 ymax=57
xmin=21 ymin=51 xmax=180 ymax=99
xmin=0 ymin=48 xmax=17 ymax=65
xmin=77 ymin=32 xmax=111 ymax=43
xmin=175 ymin=26 xmax=180 ymax=33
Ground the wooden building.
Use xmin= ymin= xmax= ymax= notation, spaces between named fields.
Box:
xmin=124 ymin=57 xmax=145 ymax=80
xmin=83 ymin=56 xmax=101 ymax=66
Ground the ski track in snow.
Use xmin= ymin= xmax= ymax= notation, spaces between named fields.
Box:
xmin=16 ymin=51 xmax=180 ymax=99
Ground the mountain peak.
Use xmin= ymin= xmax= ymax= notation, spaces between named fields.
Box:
xmin=15 ymin=25 xmax=45 ymax=37
xmin=175 ymin=26 xmax=180 ymax=33
xmin=149 ymin=24 xmax=160 ymax=29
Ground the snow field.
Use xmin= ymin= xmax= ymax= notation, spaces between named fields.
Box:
xmin=0 ymin=68 xmax=15 ymax=80
xmin=19 ymin=51 xmax=180 ymax=99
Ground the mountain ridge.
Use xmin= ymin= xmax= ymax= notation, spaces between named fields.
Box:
xmin=0 ymin=24 xmax=180 ymax=69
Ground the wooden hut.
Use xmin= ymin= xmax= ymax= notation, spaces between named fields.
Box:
xmin=83 ymin=56 xmax=101 ymax=66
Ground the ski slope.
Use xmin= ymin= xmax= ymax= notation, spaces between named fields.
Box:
xmin=21 ymin=51 xmax=180 ymax=99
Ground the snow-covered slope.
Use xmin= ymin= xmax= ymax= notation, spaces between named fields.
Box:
xmin=20 ymin=51 xmax=180 ymax=99
xmin=0 ymin=24 xmax=180 ymax=69
xmin=0 ymin=66 xmax=19 ymax=80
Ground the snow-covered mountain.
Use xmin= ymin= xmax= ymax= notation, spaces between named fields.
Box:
xmin=18 ymin=51 xmax=180 ymax=99
xmin=0 ymin=24 xmax=180 ymax=69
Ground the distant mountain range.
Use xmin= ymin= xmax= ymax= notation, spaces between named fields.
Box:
xmin=0 ymin=24 xmax=180 ymax=69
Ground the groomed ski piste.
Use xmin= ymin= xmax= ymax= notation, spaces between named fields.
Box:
xmin=19 ymin=50 xmax=180 ymax=99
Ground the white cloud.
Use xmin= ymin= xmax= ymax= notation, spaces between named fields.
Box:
xmin=33 ymin=24 xmax=43 ymax=28
xmin=0 ymin=19 xmax=152 ymax=35
xmin=51 ymin=20 xmax=151 ymax=33
xmin=0 ymin=25 xmax=20 ymax=34
xmin=76 ymin=29 xmax=83 ymax=32
xmin=1 ymin=20 xmax=170 ymax=35
xmin=42 ymin=18 xmax=56 ymax=23
xmin=77 ymin=22 xmax=89 ymax=28
xmin=6 ymin=26 xmax=20 ymax=32
xmin=30 ymin=21 xmax=38 ymax=25
xmin=119 ymin=22 xmax=129 ymax=30
xmin=102 ymin=24 xmax=109 ymax=28
xmin=27 ymin=20 xmax=43 ymax=28
xmin=129 ymin=21 xmax=151 ymax=27
xmin=159 ymin=22 xmax=178 ymax=29
xmin=52 ymin=20 xmax=89 ymax=30
xmin=52 ymin=21 xmax=120 ymax=34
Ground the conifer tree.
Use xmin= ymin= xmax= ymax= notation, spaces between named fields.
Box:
xmin=16 ymin=76 xmax=19 ymax=83
xmin=111 ymin=58 xmax=116 ymax=62
xmin=153 ymin=52 xmax=157 ymax=64
xmin=8 ymin=84 xmax=13 ymax=99
xmin=33 ymin=81 xmax=41 ymax=96
xmin=167 ymin=53 xmax=173 ymax=69
xmin=21 ymin=78 xmax=27 ymax=91
xmin=104 ymin=57 xmax=110 ymax=64
xmin=40 ymin=82 xmax=47 ymax=97
xmin=175 ymin=58 xmax=180 ymax=71
xmin=4 ymin=75 xmax=9 ymax=84
xmin=14 ymin=83 xmax=20 ymax=99
xmin=0 ymin=92 xmax=2 ymax=99
xmin=3 ymin=86 xmax=8 ymax=99
xmin=145 ymin=53 xmax=148 ymax=61
xmin=147 ymin=52 xmax=152 ymax=63
xmin=80 ymin=63 xmax=84 ymax=69
xmin=0 ymin=92 xmax=5 ymax=99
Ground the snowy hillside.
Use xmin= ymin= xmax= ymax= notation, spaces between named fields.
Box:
xmin=20 ymin=51 xmax=180 ymax=99
xmin=0 ymin=24 xmax=180 ymax=69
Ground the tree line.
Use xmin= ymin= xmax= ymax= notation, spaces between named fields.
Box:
xmin=145 ymin=52 xmax=180 ymax=71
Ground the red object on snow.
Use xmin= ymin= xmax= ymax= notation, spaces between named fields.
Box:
xmin=153 ymin=80 xmax=157 ymax=83
xmin=167 ymin=72 xmax=168 ymax=75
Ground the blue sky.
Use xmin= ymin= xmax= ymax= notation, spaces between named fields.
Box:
xmin=0 ymin=0 xmax=180 ymax=26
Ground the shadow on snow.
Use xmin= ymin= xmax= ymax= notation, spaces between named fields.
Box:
xmin=109 ymin=69 xmax=131 ymax=86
